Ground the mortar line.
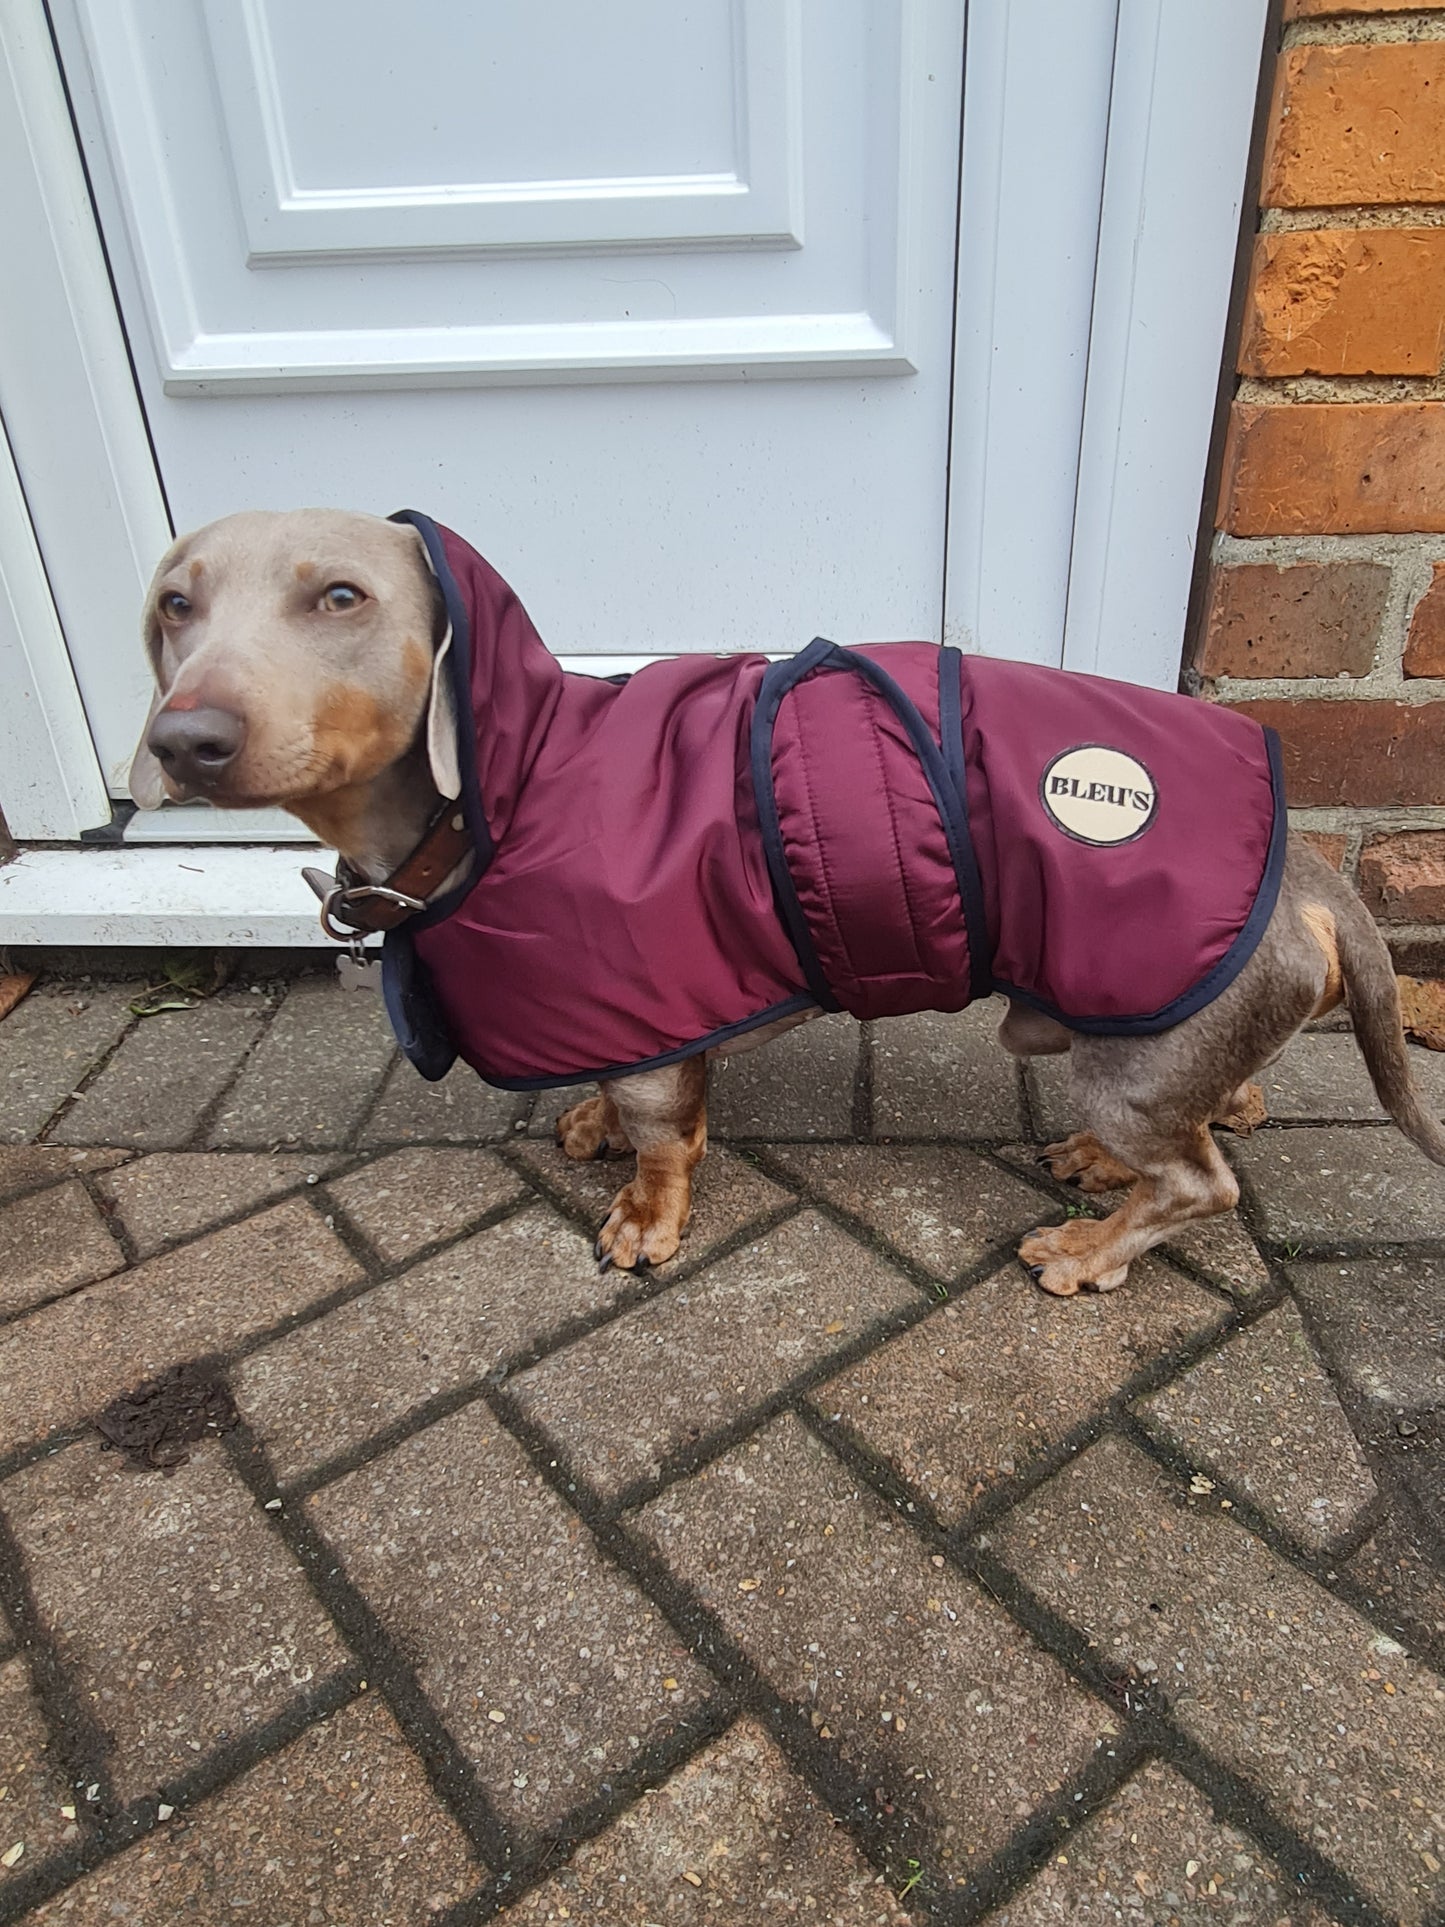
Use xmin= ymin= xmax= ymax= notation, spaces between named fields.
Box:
xmin=178 ymin=979 xmax=295 ymax=1152
xmin=477 ymin=1377 xmax=979 ymax=1911
xmin=957 ymin=1546 xmax=1398 ymax=1927
xmin=218 ymin=1413 xmax=515 ymax=1873
xmin=31 ymin=998 xmax=148 ymax=1145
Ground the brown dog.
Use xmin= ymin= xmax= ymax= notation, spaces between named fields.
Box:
xmin=130 ymin=508 xmax=1445 ymax=1292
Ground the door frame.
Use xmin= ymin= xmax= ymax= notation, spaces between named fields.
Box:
xmin=0 ymin=0 xmax=1268 ymax=944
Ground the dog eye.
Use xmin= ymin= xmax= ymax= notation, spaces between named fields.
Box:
xmin=320 ymin=582 xmax=365 ymax=613
xmin=157 ymin=591 xmax=191 ymax=621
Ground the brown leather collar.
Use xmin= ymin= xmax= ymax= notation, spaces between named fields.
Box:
xmin=303 ymin=801 xmax=474 ymax=938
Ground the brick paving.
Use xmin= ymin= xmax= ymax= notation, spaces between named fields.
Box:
xmin=0 ymin=973 xmax=1441 ymax=1924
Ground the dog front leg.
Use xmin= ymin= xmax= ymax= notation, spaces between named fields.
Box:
xmin=593 ymin=1056 xmax=707 ymax=1271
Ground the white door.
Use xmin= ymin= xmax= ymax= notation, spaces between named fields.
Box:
xmin=0 ymin=0 xmax=1266 ymax=936
xmin=39 ymin=0 xmax=966 ymax=813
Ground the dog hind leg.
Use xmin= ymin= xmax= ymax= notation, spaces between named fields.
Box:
xmin=1020 ymin=1119 xmax=1238 ymax=1295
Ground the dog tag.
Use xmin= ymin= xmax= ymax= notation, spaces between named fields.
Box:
xmin=336 ymin=953 xmax=383 ymax=992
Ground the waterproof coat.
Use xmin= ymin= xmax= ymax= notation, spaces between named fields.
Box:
xmin=382 ymin=515 xmax=1286 ymax=1090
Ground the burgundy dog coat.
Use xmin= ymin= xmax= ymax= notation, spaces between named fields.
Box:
xmin=382 ymin=515 xmax=1285 ymax=1090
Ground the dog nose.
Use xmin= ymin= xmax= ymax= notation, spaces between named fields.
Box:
xmin=146 ymin=705 xmax=246 ymax=788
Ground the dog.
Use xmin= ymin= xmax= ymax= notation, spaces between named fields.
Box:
xmin=128 ymin=507 xmax=1445 ymax=1294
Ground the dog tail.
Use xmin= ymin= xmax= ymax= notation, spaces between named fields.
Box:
xmin=1325 ymin=864 xmax=1445 ymax=1167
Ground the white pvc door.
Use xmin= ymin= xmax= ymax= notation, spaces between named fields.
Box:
xmin=43 ymin=0 xmax=966 ymax=799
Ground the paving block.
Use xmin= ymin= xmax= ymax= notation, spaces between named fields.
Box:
xmin=813 ymin=1259 xmax=1227 ymax=1526
xmin=707 ymin=1013 xmax=858 ymax=1138
xmin=1262 ymin=1031 xmax=1445 ymax=1123
xmin=28 ymin=1694 xmax=481 ymax=1921
xmin=95 ymin=1151 xmax=342 ymax=1260
xmin=636 ymin=1414 xmax=1108 ymax=1886
xmin=50 ymin=997 xmax=268 ymax=1150
xmin=1347 ymin=1520 xmax=1445 ymax=1646
xmin=0 ymin=985 xmax=136 ymax=1145
xmin=1287 ymin=1253 xmax=1445 ymax=1410
xmin=325 ymin=1148 xmax=528 ymax=1267
xmin=0 ymin=1655 xmax=76 ymax=1888
xmin=510 ymin=1212 xmax=918 ymax=1502
xmin=207 ymin=976 xmax=396 ymax=1149
xmin=1230 ymin=1127 xmax=1445 ymax=1245
xmin=1022 ymin=1055 xmax=1076 ymax=1143
xmin=307 ymin=1404 xmax=711 ymax=1833
xmin=764 ymin=1143 xmax=1053 ymax=1282
xmin=992 ymin=1758 xmax=1329 ymax=1925
xmin=6 ymin=1438 xmax=347 ymax=1800
xmin=1135 ymin=1303 xmax=1377 ymax=1551
xmin=361 ymin=1053 xmax=530 ymax=1145
xmin=0 ymin=1146 xmax=128 ymax=1208
xmin=994 ymin=1434 xmax=1445 ymax=1926
xmin=506 ymin=1716 xmax=911 ymax=1925
xmin=0 ymin=1180 xmax=123 ymax=1317
xmin=234 ymin=1203 xmax=629 ymax=1485
xmin=872 ymin=1002 xmax=1023 ymax=1138
xmin=0 ymin=1198 xmax=362 ymax=1458
xmin=510 ymin=1138 xmax=794 ymax=1266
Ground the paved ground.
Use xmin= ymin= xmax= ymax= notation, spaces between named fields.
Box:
xmin=0 ymin=971 xmax=1443 ymax=1925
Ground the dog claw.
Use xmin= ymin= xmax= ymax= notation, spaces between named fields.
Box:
xmin=1027 ymin=1264 xmax=1045 ymax=1281
xmin=592 ymin=1143 xmax=610 ymax=1161
xmin=598 ymin=1252 xmax=614 ymax=1274
xmin=593 ymin=1237 xmax=604 ymax=1260
xmin=634 ymin=1254 xmax=651 ymax=1272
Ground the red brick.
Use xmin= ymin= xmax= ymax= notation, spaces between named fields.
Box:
xmin=1220 ymin=403 xmax=1445 ymax=536
xmin=1264 ymin=45 xmax=1445 ymax=208
xmin=1228 ymin=698 xmax=1445 ymax=805
xmin=1359 ymin=830 xmax=1445 ymax=920
xmin=1287 ymin=0 xmax=1444 ymax=13
xmin=1241 ymin=229 xmax=1445 ymax=377
xmin=1405 ymin=562 xmax=1445 ymax=676
xmin=1299 ymin=830 xmax=1348 ymax=870
xmin=1197 ymin=561 xmax=1387 ymax=677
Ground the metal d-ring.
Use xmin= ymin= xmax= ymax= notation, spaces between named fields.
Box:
xmin=317 ymin=882 xmax=428 ymax=942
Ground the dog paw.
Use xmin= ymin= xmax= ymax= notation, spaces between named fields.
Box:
xmin=594 ymin=1180 xmax=685 ymax=1271
xmin=1038 ymin=1132 xmax=1137 ymax=1194
xmin=1213 ymin=1081 xmax=1268 ymax=1136
xmin=1018 ymin=1220 xmax=1130 ymax=1297
xmin=555 ymin=1096 xmax=633 ymax=1161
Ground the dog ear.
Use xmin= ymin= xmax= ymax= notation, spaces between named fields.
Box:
xmin=425 ymin=623 xmax=462 ymax=801
xmin=127 ymin=690 xmax=170 ymax=809
xmin=128 ymin=540 xmax=187 ymax=809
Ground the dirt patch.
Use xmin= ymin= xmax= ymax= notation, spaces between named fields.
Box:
xmin=95 ymin=1363 xmax=239 ymax=1470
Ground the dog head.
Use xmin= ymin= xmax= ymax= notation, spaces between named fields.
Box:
xmin=128 ymin=508 xmax=459 ymax=816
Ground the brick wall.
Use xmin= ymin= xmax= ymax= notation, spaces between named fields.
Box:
xmin=1194 ymin=0 xmax=1445 ymax=966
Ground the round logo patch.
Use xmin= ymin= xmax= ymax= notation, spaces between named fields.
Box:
xmin=1039 ymin=744 xmax=1158 ymax=846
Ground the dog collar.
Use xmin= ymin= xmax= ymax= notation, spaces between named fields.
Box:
xmin=303 ymin=800 xmax=474 ymax=939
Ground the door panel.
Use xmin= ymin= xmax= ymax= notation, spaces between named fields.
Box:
xmin=70 ymin=0 xmax=931 ymax=387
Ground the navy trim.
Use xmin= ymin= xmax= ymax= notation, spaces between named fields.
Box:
xmin=750 ymin=639 xmax=842 ymax=1012
xmin=386 ymin=510 xmax=492 ymax=931
xmin=935 ymin=647 xmax=994 ymax=1001
xmin=381 ymin=925 xmax=457 ymax=1081
xmin=378 ymin=509 xmax=500 ymax=1080
xmin=467 ymin=991 xmax=820 ymax=1091
xmin=995 ymin=726 xmax=1291 ymax=1037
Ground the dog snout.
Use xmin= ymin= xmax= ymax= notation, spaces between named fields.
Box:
xmin=146 ymin=704 xmax=246 ymax=789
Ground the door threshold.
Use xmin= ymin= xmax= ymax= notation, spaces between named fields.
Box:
xmin=0 ymin=844 xmax=356 ymax=947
